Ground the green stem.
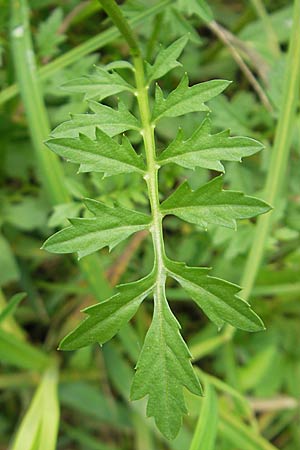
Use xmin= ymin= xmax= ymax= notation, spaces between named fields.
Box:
xmin=99 ymin=0 xmax=167 ymax=336
xmin=133 ymin=54 xmax=167 ymax=316
xmin=240 ymin=0 xmax=300 ymax=302
xmin=98 ymin=0 xmax=140 ymax=56
xmin=10 ymin=0 xmax=69 ymax=204
xmin=0 ymin=0 xmax=172 ymax=106
xmin=10 ymin=0 xmax=111 ymax=299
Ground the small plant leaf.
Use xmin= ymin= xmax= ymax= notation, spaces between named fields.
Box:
xmin=152 ymin=74 xmax=230 ymax=122
xmin=146 ymin=35 xmax=189 ymax=82
xmin=46 ymin=128 xmax=146 ymax=176
xmin=60 ymin=273 xmax=155 ymax=350
xmin=0 ymin=292 xmax=26 ymax=324
xmin=177 ymin=0 xmax=213 ymax=23
xmin=42 ymin=200 xmax=151 ymax=259
xmin=131 ymin=290 xmax=202 ymax=440
xmin=161 ymin=176 xmax=271 ymax=229
xmin=158 ymin=117 xmax=263 ymax=171
xmin=61 ymin=67 xmax=134 ymax=100
xmin=35 ymin=8 xmax=66 ymax=59
xmin=51 ymin=101 xmax=140 ymax=139
xmin=11 ymin=365 xmax=59 ymax=450
xmin=166 ymin=259 xmax=265 ymax=331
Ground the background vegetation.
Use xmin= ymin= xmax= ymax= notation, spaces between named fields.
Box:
xmin=0 ymin=0 xmax=299 ymax=449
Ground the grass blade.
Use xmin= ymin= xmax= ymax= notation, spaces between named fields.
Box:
xmin=11 ymin=364 xmax=60 ymax=450
xmin=189 ymin=378 xmax=218 ymax=450
xmin=10 ymin=0 xmax=111 ymax=299
xmin=0 ymin=328 xmax=49 ymax=371
xmin=0 ymin=292 xmax=26 ymax=324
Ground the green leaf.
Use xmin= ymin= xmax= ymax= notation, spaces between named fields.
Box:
xmin=51 ymin=101 xmax=140 ymax=139
xmin=189 ymin=377 xmax=218 ymax=450
xmin=158 ymin=117 xmax=263 ymax=171
xmin=35 ymin=8 xmax=66 ymax=59
xmin=0 ymin=292 xmax=26 ymax=324
xmin=60 ymin=273 xmax=155 ymax=350
xmin=161 ymin=176 xmax=271 ymax=229
xmin=177 ymin=0 xmax=213 ymax=23
xmin=61 ymin=67 xmax=134 ymax=101
xmin=152 ymin=74 xmax=230 ymax=122
xmin=166 ymin=259 xmax=264 ymax=332
xmin=146 ymin=35 xmax=189 ymax=82
xmin=46 ymin=128 xmax=146 ymax=176
xmin=11 ymin=365 xmax=59 ymax=450
xmin=131 ymin=290 xmax=202 ymax=440
xmin=0 ymin=328 xmax=49 ymax=371
xmin=43 ymin=200 xmax=151 ymax=259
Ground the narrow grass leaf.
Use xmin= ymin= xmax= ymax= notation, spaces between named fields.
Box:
xmin=11 ymin=364 xmax=59 ymax=450
xmin=0 ymin=328 xmax=49 ymax=371
xmin=0 ymin=292 xmax=26 ymax=324
xmin=189 ymin=379 xmax=218 ymax=450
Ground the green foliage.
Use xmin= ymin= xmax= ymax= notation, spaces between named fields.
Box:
xmin=51 ymin=101 xmax=140 ymax=138
xmin=3 ymin=1 xmax=300 ymax=449
xmin=35 ymin=8 xmax=66 ymax=59
xmin=43 ymin=26 xmax=269 ymax=439
xmin=158 ymin=117 xmax=263 ymax=171
xmin=61 ymin=66 xmax=134 ymax=100
xmin=146 ymin=35 xmax=189 ymax=82
xmin=152 ymin=75 xmax=230 ymax=121
xmin=161 ymin=176 xmax=270 ymax=230
xmin=165 ymin=259 xmax=264 ymax=331
xmin=130 ymin=290 xmax=202 ymax=440
xmin=11 ymin=365 xmax=59 ymax=450
xmin=46 ymin=128 xmax=145 ymax=176
xmin=60 ymin=273 xmax=154 ymax=350
xmin=43 ymin=199 xmax=151 ymax=258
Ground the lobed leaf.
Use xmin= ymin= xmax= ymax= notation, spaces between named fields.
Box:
xmin=131 ymin=288 xmax=202 ymax=440
xmin=161 ymin=176 xmax=271 ymax=229
xmin=165 ymin=259 xmax=265 ymax=332
xmin=42 ymin=200 xmax=151 ymax=259
xmin=46 ymin=128 xmax=146 ymax=176
xmin=146 ymin=35 xmax=189 ymax=82
xmin=158 ymin=117 xmax=263 ymax=171
xmin=60 ymin=273 xmax=155 ymax=350
xmin=177 ymin=0 xmax=213 ymax=22
xmin=61 ymin=67 xmax=134 ymax=101
xmin=51 ymin=101 xmax=140 ymax=139
xmin=152 ymin=74 xmax=230 ymax=122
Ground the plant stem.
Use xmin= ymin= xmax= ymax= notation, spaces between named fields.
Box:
xmin=98 ymin=0 xmax=140 ymax=56
xmin=0 ymin=0 xmax=172 ymax=106
xmin=240 ymin=0 xmax=300 ymax=301
xmin=99 ymin=0 xmax=167 ymax=332
xmin=10 ymin=0 xmax=111 ymax=299
xmin=133 ymin=54 xmax=167 ymax=313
